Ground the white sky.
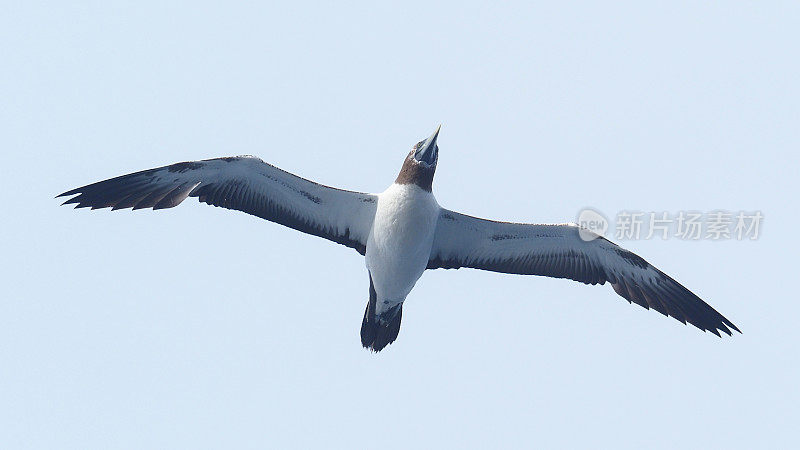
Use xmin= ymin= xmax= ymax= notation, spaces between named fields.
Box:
xmin=2 ymin=1 xmax=798 ymax=448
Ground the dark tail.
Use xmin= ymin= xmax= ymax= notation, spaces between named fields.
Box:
xmin=360 ymin=274 xmax=403 ymax=352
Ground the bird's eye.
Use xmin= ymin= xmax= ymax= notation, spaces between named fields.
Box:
xmin=414 ymin=140 xmax=426 ymax=149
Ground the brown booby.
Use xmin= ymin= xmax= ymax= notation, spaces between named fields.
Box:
xmin=58 ymin=126 xmax=740 ymax=351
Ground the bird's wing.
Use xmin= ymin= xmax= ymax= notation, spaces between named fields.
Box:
xmin=58 ymin=156 xmax=377 ymax=254
xmin=427 ymin=208 xmax=739 ymax=335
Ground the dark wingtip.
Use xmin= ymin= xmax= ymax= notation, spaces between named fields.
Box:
xmin=616 ymin=266 xmax=742 ymax=339
xmin=708 ymin=311 xmax=739 ymax=337
xmin=56 ymin=188 xmax=80 ymax=198
xmin=60 ymin=196 xmax=81 ymax=206
xmin=706 ymin=317 xmax=739 ymax=337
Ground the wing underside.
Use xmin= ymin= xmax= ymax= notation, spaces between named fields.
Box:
xmin=58 ymin=156 xmax=377 ymax=254
xmin=428 ymin=209 xmax=740 ymax=336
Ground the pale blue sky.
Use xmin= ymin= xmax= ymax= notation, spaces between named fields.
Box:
xmin=2 ymin=1 xmax=798 ymax=448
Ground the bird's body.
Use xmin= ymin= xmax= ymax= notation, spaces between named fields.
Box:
xmin=367 ymin=183 xmax=439 ymax=311
xmin=59 ymin=126 xmax=740 ymax=351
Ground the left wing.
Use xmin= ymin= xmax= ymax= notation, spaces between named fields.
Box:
xmin=58 ymin=156 xmax=377 ymax=254
xmin=428 ymin=208 xmax=740 ymax=336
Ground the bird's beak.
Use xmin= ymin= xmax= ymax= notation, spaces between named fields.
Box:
xmin=415 ymin=124 xmax=441 ymax=165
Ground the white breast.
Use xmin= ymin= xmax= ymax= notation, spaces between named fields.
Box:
xmin=366 ymin=183 xmax=440 ymax=306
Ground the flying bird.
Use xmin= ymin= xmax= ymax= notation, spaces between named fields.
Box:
xmin=58 ymin=126 xmax=740 ymax=351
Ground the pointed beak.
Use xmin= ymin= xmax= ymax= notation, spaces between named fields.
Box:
xmin=414 ymin=124 xmax=441 ymax=165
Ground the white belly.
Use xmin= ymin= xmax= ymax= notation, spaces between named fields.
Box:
xmin=366 ymin=184 xmax=440 ymax=307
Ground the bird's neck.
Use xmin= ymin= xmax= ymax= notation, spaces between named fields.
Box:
xmin=395 ymin=153 xmax=435 ymax=192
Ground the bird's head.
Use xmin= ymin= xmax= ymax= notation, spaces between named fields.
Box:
xmin=395 ymin=125 xmax=441 ymax=192
xmin=412 ymin=124 xmax=440 ymax=167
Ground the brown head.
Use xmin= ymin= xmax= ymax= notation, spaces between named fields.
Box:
xmin=395 ymin=125 xmax=441 ymax=192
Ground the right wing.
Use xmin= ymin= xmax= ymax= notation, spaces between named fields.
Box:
xmin=428 ymin=209 xmax=739 ymax=336
xmin=58 ymin=156 xmax=377 ymax=254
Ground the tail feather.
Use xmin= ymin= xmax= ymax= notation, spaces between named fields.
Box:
xmin=360 ymin=274 xmax=403 ymax=352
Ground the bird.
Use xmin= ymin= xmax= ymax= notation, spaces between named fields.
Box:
xmin=58 ymin=125 xmax=740 ymax=351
